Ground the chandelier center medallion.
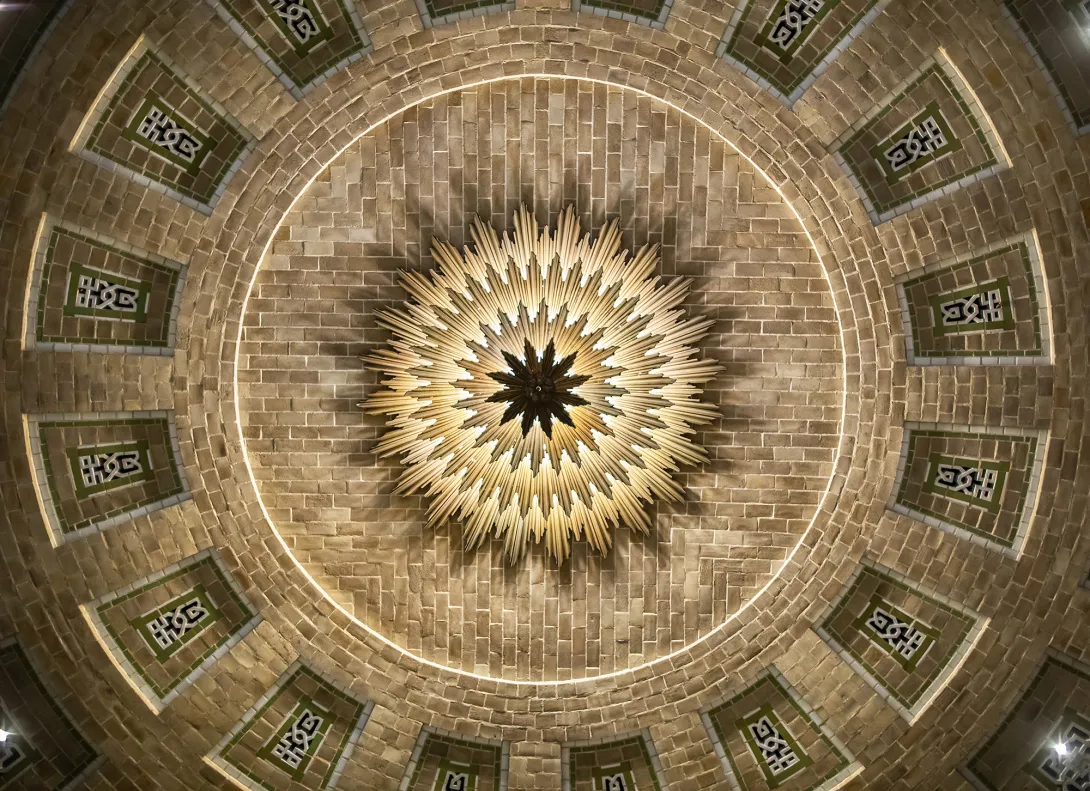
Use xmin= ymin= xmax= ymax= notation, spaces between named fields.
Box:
xmin=486 ymin=339 xmax=591 ymax=438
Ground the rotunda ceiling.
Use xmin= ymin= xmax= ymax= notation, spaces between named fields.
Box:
xmin=0 ymin=1 xmax=1088 ymax=790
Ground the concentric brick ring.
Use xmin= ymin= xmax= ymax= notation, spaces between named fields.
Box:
xmin=227 ymin=74 xmax=860 ymax=687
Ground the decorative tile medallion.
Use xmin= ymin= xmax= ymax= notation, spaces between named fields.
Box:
xmin=889 ymin=424 xmax=1046 ymax=556
xmin=401 ymin=729 xmax=507 ymax=791
xmin=24 ymin=217 xmax=186 ymax=354
xmin=563 ymin=733 xmax=666 ymax=791
xmin=0 ymin=640 xmax=102 ymax=791
xmin=1003 ymin=0 xmax=1090 ymax=135
xmin=717 ymin=0 xmax=887 ymax=105
xmin=26 ymin=411 xmax=190 ymax=545
xmin=814 ymin=562 xmax=984 ymax=721
xmin=206 ymin=663 xmax=372 ymax=791
xmin=207 ymin=0 xmax=371 ymax=98
xmin=897 ymin=236 xmax=1050 ymax=366
xmin=82 ymin=550 xmax=261 ymax=713
xmin=571 ymin=0 xmax=672 ymax=29
xmin=963 ymin=652 xmax=1090 ymax=791
xmin=833 ymin=55 xmax=1009 ymax=224
xmin=72 ymin=40 xmax=254 ymax=214
xmin=701 ymin=669 xmax=860 ymax=791
xmin=414 ymin=0 xmax=515 ymax=28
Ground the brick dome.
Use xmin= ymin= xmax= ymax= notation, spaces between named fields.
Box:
xmin=0 ymin=1 xmax=1088 ymax=789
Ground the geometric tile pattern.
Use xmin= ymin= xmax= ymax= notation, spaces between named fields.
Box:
xmin=26 ymin=411 xmax=190 ymax=546
xmin=572 ymin=0 xmax=672 ymax=29
xmin=0 ymin=639 xmax=102 ymax=791
xmin=207 ymin=0 xmax=371 ymax=99
xmin=400 ymin=728 xmax=508 ymax=791
xmin=896 ymin=234 xmax=1050 ymax=366
xmin=814 ymin=562 xmax=984 ymax=722
xmin=562 ymin=731 xmax=666 ymax=791
xmin=81 ymin=550 xmax=261 ymax=713
xmin=717 ymin=0 xmax=888 ymax=106
xmin=962 ymin=652 xmax=1090 ymax=791
xmin=206 ymin=663 xmax=372 ymax=791
xmin=889 ymin=424 xmax=1046 ymax=557
xmin=1003 ymin=0 xmax=1090 ymax=135
xmin=24 ymin=216 xmax=186 ymax=355
xmin=415 ymin=0 xmax=514 ymax=28
xmin=0 ymin=0 xmax=72 ymax=115
xmin=701 ymin=668 xmax=860 ymax=791
xmin=833 ymin=54 xmax=1009 ymax=224
xmin=72 ymin=40 xmax=255 ymax=214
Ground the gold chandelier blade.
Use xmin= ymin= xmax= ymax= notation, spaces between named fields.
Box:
xmin=362 ymin=205 xmax=722 ymax=564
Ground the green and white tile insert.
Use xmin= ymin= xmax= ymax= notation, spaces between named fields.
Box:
xmin=25 ymin=411 xmax=190 ymax=545
xmin=717 ymin=0 xmax=889 ymax=105
xmin=413 ymin=0 xmax=515 ymax=28
xmin=24 ymin=216 xmax=186 ymax=355
xmin=701 ymin=667 xmax=861 ymax=791
xmin=562 ymin=732 xmax=665 ymax=791
xmin=832 ymin=52 xmax=1010 ymax=224
xmin=896 ymin=233 xmax=1050 ymax=365
xmin=962 ymin=651 xmax=1090 ymax=791
xmin=206 ymin=662 xmax=373 ymax=791
xmin=400 ymin=727 xmax=508 ymax=791
xmin=81 ymin=549 xmax=261 ymax=713
xmin=889 ymin=423 xmax=1047 ymax=557
xmin=206 ymin=0 xmax=371 ymax=98
xmin=571 ymin=0 xmax=672 ymax=30
xmin=71 ymin=38 xmax=255 ymax=214
xmin=814 ymin=561 xmax=985 ymax=722
xmin=0 ymin=639 xmax=103 ymax=791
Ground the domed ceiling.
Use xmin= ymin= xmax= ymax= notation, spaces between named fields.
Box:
xmin=0 ymin=1 xmax=1088 ymax=790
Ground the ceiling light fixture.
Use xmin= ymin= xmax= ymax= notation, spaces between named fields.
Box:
xmin=363 ymin=206 xmax=721 ymax=563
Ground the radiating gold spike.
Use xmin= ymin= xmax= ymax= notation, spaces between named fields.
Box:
xmin=363 ymin=204 xmax=722 ymax=564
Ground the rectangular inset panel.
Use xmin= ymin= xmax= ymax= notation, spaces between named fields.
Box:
xmin=717 ymin=0 xmax=887 ymax=105
xmin=701 ymin=668 xmax=861 ymax=791
xmin=206 ymin=663 xmax=373 ymax=791
xmin=572 ymin=0 xmax=672 ymax=29
xmin=563 ymin=732 xmax=667 ymax=791
xmin=82 ymin=550 xmax=261 ymax=713
xmin=207 ymin=0 xmax=371 ymax=98
xmin=0 ymin=640 xmax=102 ymax=791
xmin=897 ymin=235 xmax=1051 ymax=366
xmin=833 ymin=54 xmax=1009 ymax=224
xmin=963 ymin=652 xmax=1090 ymax=791
xmin=409 ymin=0 xmax=512 ymax=28
xmin=26 ymin=411 xmax=190 ymax=545
xmin=24 ymin=217 xmax=187 ymax=355
xmin=814 ymin=562 xmax=985 ymax=722
xmin=889 ymin=424 xmax=1046 ymax=556
xmin=401 ymin=728 xmax=508 ymax=791
xmin=1004 ymin=0 xmax=1090 ymax=134
xmin=72 ymin=40 xmax=254 ymax=214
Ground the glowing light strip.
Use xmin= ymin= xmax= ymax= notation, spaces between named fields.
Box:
xmin=231 ymin=73 xmax=852 ymax=687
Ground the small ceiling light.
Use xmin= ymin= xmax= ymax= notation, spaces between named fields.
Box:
xmin=1056 ymin=742 xmax=1070 ymax=756
xmin=0 ymin=729 xmax=11 ymax=743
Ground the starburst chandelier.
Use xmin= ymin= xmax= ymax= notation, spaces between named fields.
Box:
xmin=363 ymin=206 xmax=721 ymax=563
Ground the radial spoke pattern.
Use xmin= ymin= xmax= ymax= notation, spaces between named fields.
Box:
xmin=363 ymin=206 xmax=721 ymax=562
